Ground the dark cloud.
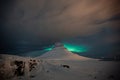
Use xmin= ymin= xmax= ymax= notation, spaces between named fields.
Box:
xmin=95 ymin=13 xmax=120 ymax=24
xmin=108 ymin=14 xmax=120 ymax=21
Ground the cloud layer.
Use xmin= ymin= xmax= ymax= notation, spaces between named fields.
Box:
xmin=2 ymin=0 xmax=119 ymax=40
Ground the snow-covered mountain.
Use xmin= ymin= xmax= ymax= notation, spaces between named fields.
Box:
xmin=38 ymin=43 xmax=92 ymax=60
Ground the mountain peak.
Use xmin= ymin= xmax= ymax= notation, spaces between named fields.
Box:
xmin=38 ymin=43 xmax=93 ymax=60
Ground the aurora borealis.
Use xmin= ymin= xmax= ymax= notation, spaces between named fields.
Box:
xmin=63 ymin=43 xmax=88 ymax=53
xmin=44 ymin=43 xmax=88 ymax=53
xmin=44 ymin=45 xmax=54 ymax=51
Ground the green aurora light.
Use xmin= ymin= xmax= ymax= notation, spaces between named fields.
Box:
xmin=44 ymin=45 xmax=54 ymax=51
xmin=44 ymin=43 xmax=88 ymax=53
xmin=63 ymin=43 xmax=88 ymax=53
xmin=44 ymin=47 xmax=53 ymax=51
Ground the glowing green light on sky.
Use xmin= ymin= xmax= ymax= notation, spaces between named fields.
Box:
xmin=44 ymin=43 xmax=88 ymax=53
xmin=45 ymin=47 xmax=53 ymax=51
xmin=44 ymin=45 xmax=54 ymax=51
xmin=63 ymin=43 xmax=88 ymax=53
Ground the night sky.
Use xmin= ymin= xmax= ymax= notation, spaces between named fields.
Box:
xmin=0 ymin=0 xmax=120 ymax=58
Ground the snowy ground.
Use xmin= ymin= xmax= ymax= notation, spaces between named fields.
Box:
xmin=24 ymin=59 xmax=120 ymax=80
xmin=0 ymin=55 xmax=120 ymax=80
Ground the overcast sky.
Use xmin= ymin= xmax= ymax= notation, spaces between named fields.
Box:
xmin=0 ymin=0 xmax=120 ymax=57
